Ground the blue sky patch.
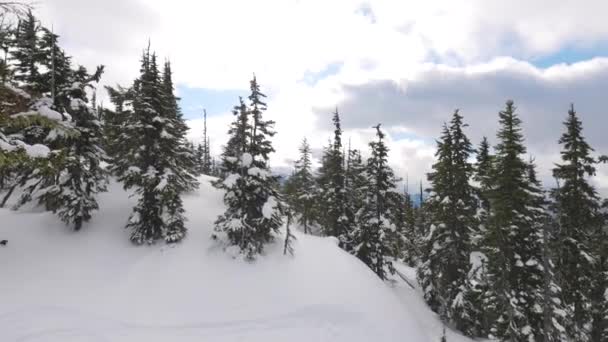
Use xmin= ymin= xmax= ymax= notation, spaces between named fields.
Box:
xmin=300 ymin=62 xmax=343 ymax=86
xmin=530 ymin=43 xmax=608 ymax=68
xmin=177 ymin=85 xmax=245 ymax=120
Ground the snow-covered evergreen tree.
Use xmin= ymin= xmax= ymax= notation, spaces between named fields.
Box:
xmin=160 ymin=60 xmax=198 ymax=193
xmin=1 ymin=14 xmax=107 ymax=231
xmin=218 ymin=97 xmax=249 ymax=177
xmin=342 ymin=147 xmax=367 ymax=250
xmin=199 ymin=109 xmax=213 ymax=175
xmin=213 ymin=76 xmax=283 ymax=259
xmin=109 ymin=47 xmax=197 ymax=244
xmin=551 ymin=104 xmax=605 ymax=341
xmin=481 ymin=100 xmax=547 ymax=341
xmin=38 ymin=27 xmax=72 ymax=102
xmin=401 ymin=181 xmax=418 ymax=266
xmin=288 ymin=138 xmax=317 ymax=234
xmin=316 ymin=109 xmax=349 ymax=243
xmin=29 ymin=65 xmax=107 ymax=230
xmin=10 ymin=11 xmax=44 ymax=94
xmin=525 ymin=160 xmax=570 ymax=342
xmin=350 ymin=124 xmax=397 ymax=280
xmin=418 ymin=110 xmax=478 ymax=332
xmin=474 ymin=136 xmax=493 ymax=215
xmin=460 ymin=136 xmax=495 ymax=337
xmin=103 ymin=85 xmax=131 ymax=163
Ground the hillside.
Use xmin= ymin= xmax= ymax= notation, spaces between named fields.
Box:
xmin=0 ymin=177 xmax=468 ymax=342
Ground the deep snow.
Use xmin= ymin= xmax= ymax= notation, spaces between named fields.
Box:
xmin=0 ymin=176 xmax=472 ymax=342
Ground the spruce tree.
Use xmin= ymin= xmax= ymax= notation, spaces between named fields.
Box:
xmin=461 ymin=136 xmax=495 ymax=337
xmin=2 ymin=17 xmax=107 ymax=233
xmin=103 ymin=85 xmax=131 ymax=163
xmin=412 ymin=180 xmax=430 ymax=265
xmin=401 ymin=180 xmax=418 ymax=266
xmin=218 ymin=97 xmax=249 ymax=176
xmin=109 ymin=47 xmax=196 ymax=244
xmin=343 ymin=147 xmax=368 ymax=251
xmin=316 ymin=109 xmax=349 ymax=243
xmin=30 ymin=64 xmax=108 ymax=230
xmin=552 ymin=104 xmax=605 ymax=341
xmin=474 ymin=136 xmax=493 ymax=214
xmin=38 ymin=27 xmax=72 ymax=102
xmin=214 ymin=76 xmax=283 ymax=259
xmin=482 ymin=100 xmax=546 ymax=341
xmin=418 ymin=110 xmax=477 ymax=332
xmin=528 ymin=159 xmax=569 ymax=342
xmin=289 ymin=138 xmax=317 ymax=234
xmin=200 ymin=109 xmax=213 ymax=175
xmin=350 ymin=124 xmax=397 ymax=280
xmin=160 ymin=60 xmax=197 ymax=193
xmin=10 ymin=10 xmax=43 ymax=94
xmin=593 ymin=200 xmax=608 ymax=342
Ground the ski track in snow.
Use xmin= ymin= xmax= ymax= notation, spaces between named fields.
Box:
xmin=2 ymin=305 xmax=370 ymax=342
xmin=0 ymin=176 xmax=469 ymax=342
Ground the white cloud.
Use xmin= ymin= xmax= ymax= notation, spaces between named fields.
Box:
xmin=30 ymin=0 xmax=608 ymax=193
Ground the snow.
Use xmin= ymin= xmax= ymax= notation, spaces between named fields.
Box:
xmin=262 ymin=195 xmax=278 ymax=219
xmin=391 ymin=263 xmax=479 ymax=342
xmin=223 ymin=173 xmax=240 ymax=187
xmin=155 ymin=177 xmax=168 ymax=191
xmin=23 ymin=143 xmax=51 ymax=158
xmin=240 ymin=152 xmax=253 ymax=167
xmin=70 ymin=98 xmax=86 ymax=110
xmin=0 ymin=176 xmax=440 ymax=342
xmin=248 ymin=166 xmax=269 ymax=178
xmin=4 ymin=83 xmax=31 ymax=99
xmin=13 ymin=98 xmax=64 ymax=121
xmin=0 ymin=139 xmax=51 ymax=158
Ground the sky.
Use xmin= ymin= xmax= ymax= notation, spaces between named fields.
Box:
xmin=34 ymin=0 xmax=608 ymax=193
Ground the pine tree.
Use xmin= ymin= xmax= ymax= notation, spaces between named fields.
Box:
xmin=0 ymin=15 xmax=110 ymax=232
xmin=552 ymin=104 xmax=604 ymax=341
xmin=412 ymin=180 xmax=430 ymax=264
xmin=30 ymin=64 xmax=108 ymax=230
xmin=460 ymin=136 xmax=495 ymax=338
xmin=103 ymin=85 xmax=131 ymax=163
xmin=218 ymin=97 xmax=249 ymax=176
xmin=38 ymin=27 xmax=72 ymax=103
xmin=10 ymin=10 xmax=43 ymax=93
xmin=401 ymin=180 xmax=418 ymax=266
xmin=482 ymin=100 xmax=546 ymax=341
xmin=528 ymin=159 xmax=569 ymax=342
xmin=343 ymin=147 xmax=368 ymax=251
xmin=474 ymin=136 xmax=493 ymax=214
xmin=213 ymin=76 xmax=283 ymax=259
xmin=316 ymin=109 xmax=349 ymax=243
xmin=593 ymin=200 xmax=608 ymax=342
xmin=418 ymin=110 xmax=478 ymax=332
xmin=289 ymin=138 xmax=317 ymax=234
xmin=194 ymin=142 xmax=204 ymax=175
xmin=350 ymin=124 xmax=397 ymax=280
xmin=109 ymin=46 xmax=197 ymax=244
xmin=199 ymin=109 xmax=213 ymax=175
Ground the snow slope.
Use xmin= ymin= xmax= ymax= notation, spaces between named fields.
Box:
xmin=0 ymin=177 xmax=464 ymax=342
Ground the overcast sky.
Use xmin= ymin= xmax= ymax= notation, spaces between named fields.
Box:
xmin=35 ymin=0 xmax=608 ymax=193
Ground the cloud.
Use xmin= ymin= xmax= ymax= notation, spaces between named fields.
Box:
xmin=317 ymin=57 xmax=608 ymax=191
xmin=37 ymin=0 xmax=161 ymax=87
xmin=35 ymin=0 xmax=608 ymax=90
xmin=325 ymin=58 xmax=608 ymax=149
xmin=31 ymin=0 xmax=608 ymax=193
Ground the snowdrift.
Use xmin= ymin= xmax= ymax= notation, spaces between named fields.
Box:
xmin=1 ymin=177 xmax=447 ymax=342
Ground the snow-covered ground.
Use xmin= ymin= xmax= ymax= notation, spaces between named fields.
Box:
xmin=0 ymin=176 xmax=472 ymax=342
